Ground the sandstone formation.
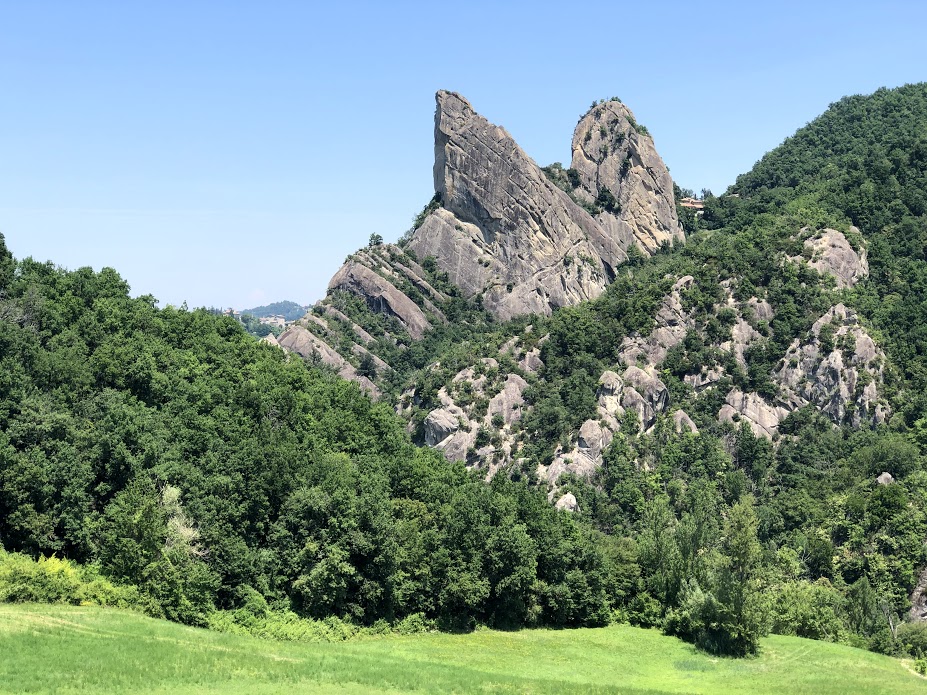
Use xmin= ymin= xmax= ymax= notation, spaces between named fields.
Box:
xmin=276 ymin=323 xmax=379 ymax=397
xmin=406 ymin=91 xmax=683 ymax=321
xmin=673 ymin=409 xmax=698 ymax=434
xmin=622 ymin=366 xmax=669 ymax=431
xmin=719 ymin=389 xmax=791 ymax=439
xmin=800 ymin=227 xmax=869 ymax=289
xmin=774 ymin=304 xmax=887 ymax=427
xmin=328 ymin=258 xmax=432 ymax=340
xmin=277 ymin=91 xmax=685 ymax=400
xmin=619 ymin=275 xmax=695 ymax=366
xmin=570 ymin=99 xmax=685 ymax=253
xmin=555 ymin=492 xmax=579 ymax=513
xmin=718 ymin=304 xmax=889 ymax=439
xmin=417 ymin=359 xmax=529 ymax=477
xmin=541 ymin=366 xmax=672 ymax=485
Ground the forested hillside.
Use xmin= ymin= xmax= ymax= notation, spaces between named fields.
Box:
xmin=271 ymin=83 xmax=927 ymax=657
xmin=0 ymin=240 xmax=632 ymax=630
xmin=5 ymin=84 xmax=927 ymax=663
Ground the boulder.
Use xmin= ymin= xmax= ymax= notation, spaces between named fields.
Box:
xmin=621 ymin=366 xmax=668 ymax=429
xmin=802 ymin=227 xmax=869 ymax=289
xmin=555 ymin=492 xmax=580 ymax=513
xmin=596 ymin=370 xmax=625 ymax=416
xmin=673 ymin=409 xmax=698 ymax=434
xmin=577 ymin=419 xmax=613 ymax=461
xmin=487 ymin=374 xmax=529 ymax=425
xmin=424 ymin=408 xmax=461 ymax=447
xmin=276 ymin=324 xmax=380 ymax=397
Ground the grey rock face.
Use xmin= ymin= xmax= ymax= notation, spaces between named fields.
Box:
xmin=419 ymin=363 xmax=529 ymax=476
xmin=544 ymin=450 xmax=600 ymax=486
xmin=802 ymin=228 xmax=869 ymax=289
xmin=719 ymin=389 xmax=791 ymax=439
xmin=910 ymin=566 xmax=927 ymax=622
xmin=570 ymin=100 xmax=685 ymax=254
xmin=673 ymin=409 xmax=698 ymax=434
xmin=685 ymin=366 xmax=725 ymax=393
xmin=622 ymin=366 xmax=669 ymax=430
xmin=619 ymin=276 xmax=695 ymax=367
xmin=328 ymin=259 xmax=431 ymax=340
xmin=774 ymin=304 xmax=888 ymax=427
xmin=716 ymin=304 xmax=889 ymax=439
xmin=555 ymin=492 xmax=580 ymax=513
xmin=424 ymin=408 xmax=461 ymax=447
xmin=276 ymin=324 xmax=380 ymax=397
xmin=408 ymin=91 xmax=683 ymax=322
xmin=410 ymin=91 xmax=625 ymax=321
xmin=577 ymin=419 xmax=613 ymax=461
xmin=597 ymin=370 xmax=625 ymax=417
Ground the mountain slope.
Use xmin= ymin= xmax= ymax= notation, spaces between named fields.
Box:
xmin=270 ymin=83 xmax=927 ymax=656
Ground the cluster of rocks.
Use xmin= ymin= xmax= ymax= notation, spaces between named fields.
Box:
xmin=539 ymin=366 xmax=696 ymax=486
xmin=793 ymin=227 xmax=869 ymax=289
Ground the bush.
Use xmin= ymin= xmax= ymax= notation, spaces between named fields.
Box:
xmin=0 ymin=549 xmax=144 ymax=610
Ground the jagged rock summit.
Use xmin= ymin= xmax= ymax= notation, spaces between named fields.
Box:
xmin=277 ymin=90 xmax=684 ymax=395
xmin=570 ymin=99 xmax=685 ymax=254
xmin=407 ymin=91 xmax=683 ymax=321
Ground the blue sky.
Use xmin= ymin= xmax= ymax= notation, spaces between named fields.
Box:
xmin=1 ymin=1 xmax=924 ymax=309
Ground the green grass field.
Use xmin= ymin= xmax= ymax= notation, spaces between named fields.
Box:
xmin=1 ymin=604 xmax=925 ymax=694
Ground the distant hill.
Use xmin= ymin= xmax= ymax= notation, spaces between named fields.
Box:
xmin=241 ymin=300 xmax=309 ymax=321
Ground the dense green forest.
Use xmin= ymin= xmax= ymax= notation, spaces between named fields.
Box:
xmin=0 ymin=242 xmax=630 ymax=631
xmin=4 ymin=84 xmax=927 ymax=663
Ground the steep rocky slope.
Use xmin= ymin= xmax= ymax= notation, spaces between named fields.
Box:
xmin=406 ymin=91 xmax=681 ymax=320
xmin=569 ymin=99 xmax=685 ymax=253
xmin=277 ymin=90 xmax=684 ymax=394
xmin=272 ymin=89 xmax=898 ymax=493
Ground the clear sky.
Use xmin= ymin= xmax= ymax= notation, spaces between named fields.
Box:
xmin=1 ymin=1 xmax=924 ymax=309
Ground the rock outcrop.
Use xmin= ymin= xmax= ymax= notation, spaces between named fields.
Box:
xmin=409 ymin=91 xmax=625 ymax=320
xmin=276 ymin=323 xmax=380 ymax=397
xmin=555 ymin=492 xmax=579 ymax=513
xmin=406 ymin=91 xmax=683 ymax=322
xmin=800 ymin=228 xmax=869 ymax=289
xmin=619 ymin=275 xmax=695 ymax=366
xmin=570 ymin=99 xmax=685 ymax=253
xmin=774 ymin=304 xmax=888 ymax=427
xmin=718 ymin=304 xmax=889 ymax=439
xmin=621 ymin=366 xmax=669 ymax=431
xmin=417 ymin=360 xmax=529 ymax=477
xmin=328 ymin=258 xmax=432 ymax=340
xmin=719 ymin=389 xmax=791 ymax=439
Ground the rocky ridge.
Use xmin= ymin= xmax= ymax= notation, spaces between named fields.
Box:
xmin=407 ymin=91 xmax=682 ymax=321
xmin=275 ymin=90 xmax=684 ymax=395
xmin=269 ymin=90 xmax=893 ymax=497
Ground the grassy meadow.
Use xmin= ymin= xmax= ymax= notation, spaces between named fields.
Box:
xmin=1 ymin=604 xmax=925 ymax=694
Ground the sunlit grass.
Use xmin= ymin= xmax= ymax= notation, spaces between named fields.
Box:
xmin=1 ymin=604 xmax=924 ymax=694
